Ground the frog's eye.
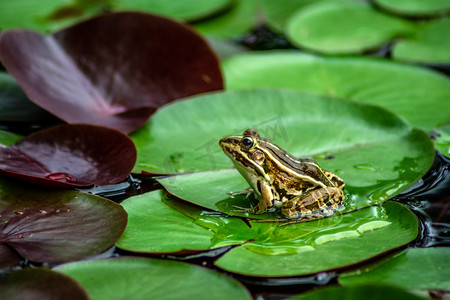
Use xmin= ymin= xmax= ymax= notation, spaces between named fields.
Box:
xmin=240 ymin=137 xmax=255 ymax=150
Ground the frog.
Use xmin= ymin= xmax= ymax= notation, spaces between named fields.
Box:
xmin=219 ymin=128 xmax=345 ymax=222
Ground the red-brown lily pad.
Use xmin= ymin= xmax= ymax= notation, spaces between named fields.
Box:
xmin=0 ymin=12 xmax=223 ymax=133
xmin=0 ymin=268 xmax=89 ymax=300
xmin=0 ymin=124 xmax=136 ymax=188
xmin=0 ymin=177 xmax=127 ymax=265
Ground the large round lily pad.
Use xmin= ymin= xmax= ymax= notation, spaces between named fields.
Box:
xmin=0 ymin=268 xmax=89 ymax=300
xmin=0 ymin=124 xmax=137 ymax=187
xmin=55 ymin=257 xmax=252 ymax=300
xmin=116 ymin=191 xmax=214 ymax=253
xmin=0 ymin=177 xmax=127 ymax=264
xmin=0 ymin=12 xmax=223 ymax=133
xmin=223 ymin=51 xmax=450 ymax=131
xmin=132 ymin=89 xmax=433 ymax=218
xmin=339 ymin=247 xmax=450 ymax=291
xmin=213 ymin=201 xmax=418 ymax=276
xmin=286 ymin=1 xmax=413 ymax=54
xmin=112 ymin=190 xmax=418 ymax=277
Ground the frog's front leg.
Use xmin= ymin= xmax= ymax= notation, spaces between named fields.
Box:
xmin=249 ymin=180 xmax=274 ymax=214
xmin=281 ymin=187 xmax=344 ymax=219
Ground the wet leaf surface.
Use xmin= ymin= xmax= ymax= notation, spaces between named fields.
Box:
xmin=113 ymin=190 xmax=419 ymax=277
xmin=286 ymin=1 xmax=413 ymax=54
xmin=223 ymin=51 xmax=450 ymax=131
xmin=0 ymin=12 xmax=223 ymax=133
xmin=0 ymin=268 xmax=89 ymax=300
xmin=434 ymin=125 xmax=450 ymax=158
xmin=55 ymin=257 xmax=252 ymax=300
xmin=0 ymin=177 xmax=127 ymax=264
xmin=0 ymin=124 xmax=137 ymax=187
xmin=212 ymin=201 xmax=418 ymax=276
xmin=116 ymin=191 xmax=214 ymax=253
xmin=339 ymin=247 xmax=450 ymax=291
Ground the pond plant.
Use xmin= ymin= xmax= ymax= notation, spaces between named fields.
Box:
xmin=0 ymin=1 xmax=449 ymax=299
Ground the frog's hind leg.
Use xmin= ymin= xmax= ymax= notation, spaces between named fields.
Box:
xmin=281 ymin=187 xmax=343 ymax=219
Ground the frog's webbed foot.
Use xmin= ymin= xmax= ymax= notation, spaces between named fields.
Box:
xmin=230 ymin=204 xmax=254 ymax=213
xmin=227 ymin=188 xmax=254 ymax=199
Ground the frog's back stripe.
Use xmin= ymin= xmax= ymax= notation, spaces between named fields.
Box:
xmin=255 ymin=140 xmax=329 ymax=189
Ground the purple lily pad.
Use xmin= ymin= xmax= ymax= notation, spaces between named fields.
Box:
xmin=0 ymin=177 xmax=127 ymax=264
xmin=0 ymin=268 xmax=89 ymax=300
xmin=0 ymin=12 xmax=223 ymax=133
xmin=0 ymin=124 xmax=136 ymax=187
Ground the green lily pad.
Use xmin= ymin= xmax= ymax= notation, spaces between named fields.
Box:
xmin=223 ymin=51 xmax=450 ymax=131
xmin=434 ymin=125 xmax=450 ymax=158
xmin=55 ymin=257 xmax=252 ymax=300
xmin=286 ymin=1 xmax=414 ymax=54
xmin=339 ymin=247 xmax=450 ymax=291
xmin=194 ymin=0 xmax=256 ymax=39
xmin=0 ymin=0 xmax=103 ymax=32
xmin=289 ymin=284 xmax=429 ymax=300
xmin=213 ymin=201 xmax=418 ymax=276
xmin=113 ymin=0 xmax=231 ymax=21
xmin=374 ymin=0 xmax=450 ymax=17
xmin=116 ymin=191 xmax=214 ymax=253
xmin=0 ymin=268 xmax=89 ymax=300
xmin=133 ymin=89 xmax=433 ymax=218
xmin=393 ymin=17 xmax=450 ymax=64
xmin=0 ymin=177 xmax=127 ymax=264
xmin=0 ymin=130 xmax=22 ymax=146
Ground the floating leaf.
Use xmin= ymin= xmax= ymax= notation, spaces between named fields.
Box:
xmin=393 ymin=17 xmax=450 ymax=64
xmin=194 ymin=0 xmax=317 ymax=39
xmin=116 ymin=191 xmax=214 ymax=253
xmin=113 ymin=0 xmax=232 ymax=21
xmin=0 ymin=130 xmax=22 ymax=147
xmin=289 ymin=284 xmax=428 ymax=300
xmin=0 ymin=268 xmax=89 ymax=300
xmin=0 ymin=0 xmax=84 ymax=32
xmin=223 ymin=51 xmax=450 ymax=131
xmin=0 ymin=12 xmax=223 ymax=133
xmin=434 ymin=125 xmax=450 ymax=158
xmin=132 ymin=89 xmax=433 ymax=218
xmin=374 ymin=0 xmax=450 ymax=17
xmin=0 ymin=177 xmax=127 ymax=264
xmin=55 ymin=257 xmax=252 ymax=300
xmin=0 ymin=124 xmax=136 ymax=187
xmin=194 ymin=0 xmax=257 ymax=39
xmin=339 ymin=247 xmax=450 ymax=291
xmin=212 ymin=201 xmax=418 ymax=276
xmin=286 ymin=1 xmax=414 ymax=54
